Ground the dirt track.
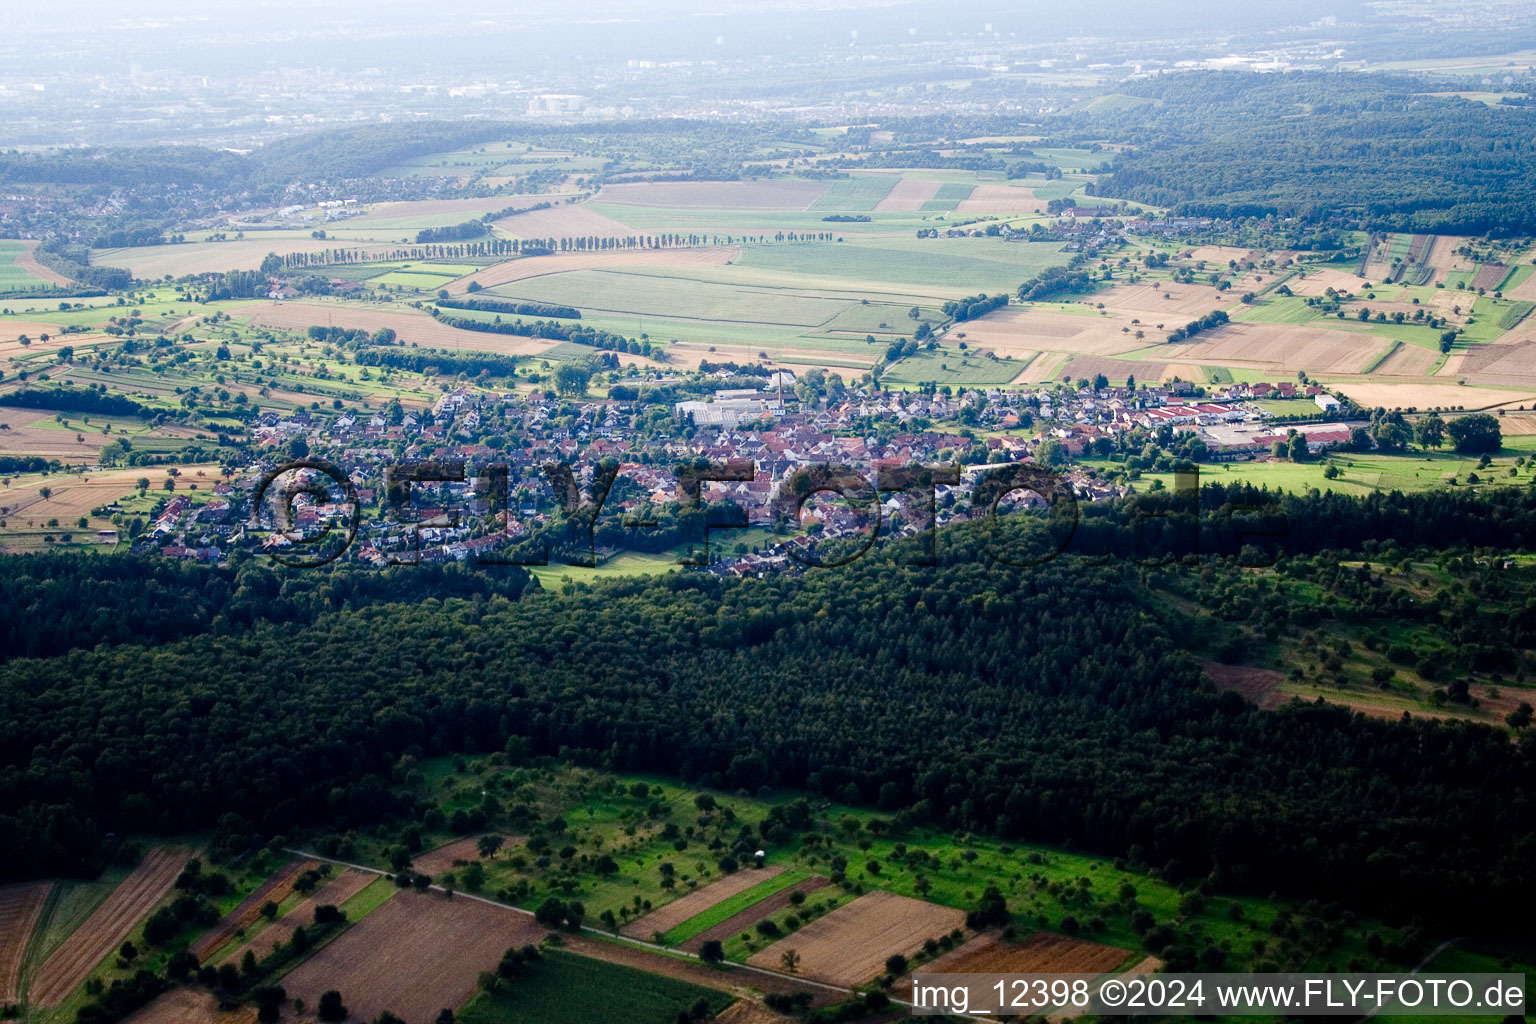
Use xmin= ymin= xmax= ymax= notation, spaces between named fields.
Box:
xmin=15 ymin=241 xmax=75 ymax=287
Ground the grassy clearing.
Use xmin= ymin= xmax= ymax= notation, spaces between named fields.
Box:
xmin=920 ymin=182 xmax=976 ymax=211
xmin=0 ymin=242 xmax=54 ymax=294
xmin=1497 ymin=300 xmax=1535 ymax=331
xmin=457 ymin=949 xmax=731 ymax=1024
xmin=809 ymin=175 xmax=900 ymax=212
xmin=882 ymin=348 xmax=1028 ymax=386
xmin=1116 ymin=436 xmax=1536 ymax=497
xmin=1230 ymin=296 xmax=1320 ymax=326
xmin=735 ymin=238 xmax=1069 ymax=293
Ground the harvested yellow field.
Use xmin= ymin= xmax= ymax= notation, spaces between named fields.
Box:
xmin=955 ymin=184 xmax=1046 ymax=213
xmin=0 ymin=465 xmax=219 ymax=524
xmin=1329 ymin=382 xmax=1536 ymax=411
xmin=445 ymin=246 xmax=739 ymax=295
xmin=1170 ymin=323 xmax=1388 ymax=374
xmin=594 ymin=180 xmax=831 ymax=210
xmin=92 ymin=240 xmax=406 ymax=279
xmin=1093 ymin=281 xmax=1232 ymax=318
xmin=1287 ymin=268 xmax=1372 ymax=297
xmin=234 ymin=301 xmax=557 ymax=356
xmin=950 ymin=307 xmax=1145 ymax=359
xmin=491 ymin=203 xmax=636 ymax=240
xmin=874 ymin=178 xmax=941 ymax=211
xmin=1372 ymin=343 xmax=1439 ymax=376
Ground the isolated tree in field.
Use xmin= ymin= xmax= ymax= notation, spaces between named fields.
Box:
xmin=476 ymin=833 xmax=503 ymax=859
xmin=1415 ymin=412 xmax=1445 ymax=449
xmin=1446 ymin=413 xmax=1501 ymax=454
xmin=780 ymin=949 xmax=800 ymax=973
xmin=1507 ymin=701 xmax=1533 ymax=730
xmin=316 ymin=992 xmax=347 ymax=1023
xmin=699 ymin=940 xmax=725 ymax=964
xmin=885 ymin=953 xmax=908 ymax=977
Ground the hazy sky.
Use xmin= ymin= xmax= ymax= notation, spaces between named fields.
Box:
xmin=1 ymin=0 xmax=1367 ymax=73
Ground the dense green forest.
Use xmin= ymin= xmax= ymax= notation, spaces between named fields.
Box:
xmin=1 ymin=487 xmax=1534 ymax=938
xmin=1082 ymin=71 xmax=1536 ymax=233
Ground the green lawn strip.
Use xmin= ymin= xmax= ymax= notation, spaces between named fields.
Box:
xmin=457 ymin=948 xmax=732 ymax=1024
xmin=1359 ymin=341 xmax=1400 ymax=375
xmin=1497 ymin=300 xmax=1535 ymax=330
xmin=660 ymin=870 xmax=810 ymax=946
xmin=1495 ymin=263 xmax=1533 ymax=294
xmin=338 ymin=876 xmax=396 ymax=920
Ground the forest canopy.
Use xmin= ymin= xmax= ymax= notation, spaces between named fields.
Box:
xmin=1081 ymin=71 xmax=1536 ymax=234
xmin=0 ymin=488 xmax=1533 ymax=937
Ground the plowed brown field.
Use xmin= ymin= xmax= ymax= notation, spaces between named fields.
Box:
xmin=746 ymin=891 xmax=964 ymax=987
xmin=219 ymin=869 xmax=376 ymax=966
xmin=279 ymin=891 xmax=547 ymax=1024
xmin=124 ymin=988 xmax=255 ymax=1024
xmin=0 ymin=881 xmax=50 ymax=1002
xmin=412 ymin=835 xmax=523 ymax=877
xmin=894 ymin=929 xmax=1131 ymax=1000
xmin=32 ymin=847 xmax=193 ymax=1005
xmin=189 ymin=859 xmax=316 ymax=961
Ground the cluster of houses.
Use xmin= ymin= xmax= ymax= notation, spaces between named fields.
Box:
xmin=134 ymin=370 xmax=1360 ymax=568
